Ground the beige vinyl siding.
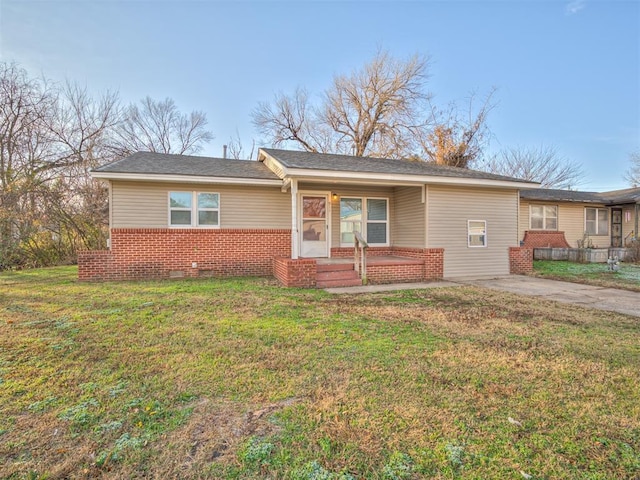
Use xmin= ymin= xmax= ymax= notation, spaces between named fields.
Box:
xmin=519 ymin=200 xmax=610 ymax=248
xmin=392 ymin=186 xmax=425 ymax=248
xmin=111 ymin=181 xmax=290 ymax=229
xmin=427 ymin=186 xmax=518 ymax=277
xmin=299 ymin=183 xmax=394 ymax=247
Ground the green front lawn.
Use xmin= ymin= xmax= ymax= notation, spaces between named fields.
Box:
xmin=1 ymin=267 xmax=639 ymax=479
xmin=533 ymin=260 xmax=640 ymax=292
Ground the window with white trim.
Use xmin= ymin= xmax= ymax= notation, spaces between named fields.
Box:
xmin=339 ymin=197 xmax=388 ymax=245
xmin=530 ymin=205 xmax=558 ymax=230
xmin=169 ymin=191 xmax=219 ymax=227
xmin=585 ymin=207 xmax=608 ymax=235
xmin=468 ymin=220 xmax=487 ymax=247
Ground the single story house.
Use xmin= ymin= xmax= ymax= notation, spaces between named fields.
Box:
xmin=519 ymin=187 xmax=640 ymax=249
xmin=79 ymin=148 xmax=541 ymax=287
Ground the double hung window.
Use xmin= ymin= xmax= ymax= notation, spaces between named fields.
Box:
xmin=339 ymin=197 xmax=388 ymax=245
xmin=530 ymin=205 xmax=558 ymax=230
xmin=169 ymin=192 xmax=220 ymax=227
xmin=585 ymin=208 xmax=608 ymax=235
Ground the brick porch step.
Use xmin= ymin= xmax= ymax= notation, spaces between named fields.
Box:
xmin=316 ymin=277 xmax=363 ymax=288
xmin=316 ymin=262 xmax=355 ymax=273
xmin=315 ymin=263 xmax=362 ymax=288
xmin=317 ymin=270 xmax=359 ymax=281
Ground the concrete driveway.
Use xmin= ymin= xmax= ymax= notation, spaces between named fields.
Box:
xmin=326 ymin=275 xmax=640 ymax=318
xmin=456 ymin=275 xmax=640 ymax=318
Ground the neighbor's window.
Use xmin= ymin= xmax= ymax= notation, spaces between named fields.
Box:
xmin=340 ymin=197 xmax=388 ymax=245
xmin=530 ymin=205 xmax=558 ymax=230
xmin=468 ymin=220 xmax=487 ymax=248
xmin=585 ymin=207 xmax=608 ymax=235
xmin=169 ymin=191 xmax=220 ymax=227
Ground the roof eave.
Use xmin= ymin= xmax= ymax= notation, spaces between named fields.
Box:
xmin=281 ymin=168 xmax=540 ymax=189
xmin=90 ymin=171 xmax=283 ymax=186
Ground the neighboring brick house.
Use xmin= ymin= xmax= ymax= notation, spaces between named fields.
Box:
xmin=79 ymin=148 xmax=540 ymax=286
xmin=519 ymin=187 xmax=640 ymax=249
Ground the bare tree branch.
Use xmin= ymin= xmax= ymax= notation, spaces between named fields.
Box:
xmin=252 ymin=50 xmax=432 ymax=158
xmin=418 ymin=88 xmax=496 ymax=168
xmin=111 ymin=96 xmax=214 ymax=156
xmin=625 ymin=150 xmax=640 ymax=187
xmin=226 ymin=130 xmax=256 ymax=160
xmin=483 ymin=145 xmax=585 ymax=189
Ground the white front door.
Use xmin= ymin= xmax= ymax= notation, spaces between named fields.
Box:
xmin=300 ymin=194 xmax=329 ymax=257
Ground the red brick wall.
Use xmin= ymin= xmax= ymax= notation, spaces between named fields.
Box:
xmin=273 ymin=257 xmax=317 ymax=287
xmin=509 ymin=247 xmax=533 ymax=274
xmin=522 ymin=231 xmax=571 ymax=248
xmin=78 ymin=250 xmax=114 ymax=281
xmin=422 ymin=248 xmax=445 ymax=280
xmin=368 ymin=263 xmax=425 ymax=284
xmin=79 ymin=231 xmax=446 ymax=285
xmin=79 ymin=228 xmax=291 ymax=281
xmin=331 ymin=246 xmax=444 ymax=281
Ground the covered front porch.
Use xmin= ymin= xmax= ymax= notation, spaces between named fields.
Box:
xmin=275 ymin=179 xmax=446 ymax=287
xmin=288 ymin=180 xmax=428 ymax=258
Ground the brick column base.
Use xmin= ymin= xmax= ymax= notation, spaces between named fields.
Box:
xmin=509 ymin=247 xmax=533 ymax=274
xmin=273 ymin=257 xmax=317 ymax=287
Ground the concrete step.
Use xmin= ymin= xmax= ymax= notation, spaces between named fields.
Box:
xmin=317 ymin=277 xmax=363 ymax=288
xmin=316 ymin=262 xmax=355 ymax=273
xmin=317 ymin=270 xmax=360 ymax=282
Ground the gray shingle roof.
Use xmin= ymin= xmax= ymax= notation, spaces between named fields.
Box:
xmin=519 ymin=188 xmax=605 ymax=203
xmin=260 ymin=148 xmax=536 ymax=184
xmin=598 ymin=187 xmax=640 ymax=204
xmin=520 ymin=187 xmax=640 ymax=204
xmin=94 ymin=151 xmax=281 ymax=180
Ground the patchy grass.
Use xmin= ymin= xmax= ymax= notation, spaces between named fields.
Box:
xmin=533 ymin=260 xmax=640 ymax=292
xmin=1 ymin=266 xmax=639 ymax=479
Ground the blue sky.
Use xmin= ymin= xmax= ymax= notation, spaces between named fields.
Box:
xmin=1 ymin=0 xmax=638 ymax=190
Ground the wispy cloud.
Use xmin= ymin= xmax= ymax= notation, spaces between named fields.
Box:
xmin=566 ymin=0 xmax=586 ymax=15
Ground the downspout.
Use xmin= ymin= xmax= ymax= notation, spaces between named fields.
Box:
xmin=107 ymin=180 xmax=113 ymax=249
xmin=291 ymin=179 xmax=299 ymax=259
xmin=633 ymin=203 xmax=640 ymax=240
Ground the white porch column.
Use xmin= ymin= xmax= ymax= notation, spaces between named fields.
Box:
xmin=291 ymin=179 xmax=299 ymax=259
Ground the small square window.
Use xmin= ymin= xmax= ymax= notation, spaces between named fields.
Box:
xmin=468 ymin=220 xmax=487 ymax=248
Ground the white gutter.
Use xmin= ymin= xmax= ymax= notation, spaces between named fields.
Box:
xmin=285 ymin=170 xmax=540 ymax=190
xmin=90 ymin=171 xmax=283 ymax=186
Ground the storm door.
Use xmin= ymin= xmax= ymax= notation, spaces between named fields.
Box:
xmin=611 ymin=208 xmax=622 ymax=247
xmin=300 ymin=194 xmax=329 ymax=257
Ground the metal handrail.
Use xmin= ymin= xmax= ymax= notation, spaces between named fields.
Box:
xmin=624 ymin=230 xmax=635 ymax=246
xmin=354 ymin=231 xmax=368 ymax=285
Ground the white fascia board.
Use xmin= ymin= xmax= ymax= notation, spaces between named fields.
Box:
xmin=90 ymin=171 xmax=283 ymax=186
xmin=284 ymin=169 xmax=540 ymax=190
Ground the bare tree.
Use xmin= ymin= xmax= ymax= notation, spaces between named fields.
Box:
xmin=419 ymin=89 xmax=496 ymax=168
xmin=112 ymin=96 xmax=214 ymax=156
xmin=0 ymin=63 xmax=120 ymax=269
xmin=483 ymin=145 xmax=584 ymax=189
xmin=253 ymin=50 xmax=431 ymax=158
xmin=625 ymin=150 xmax=640 ymax=187
xmin=226 ymin=130 xmax=256 ymax=160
